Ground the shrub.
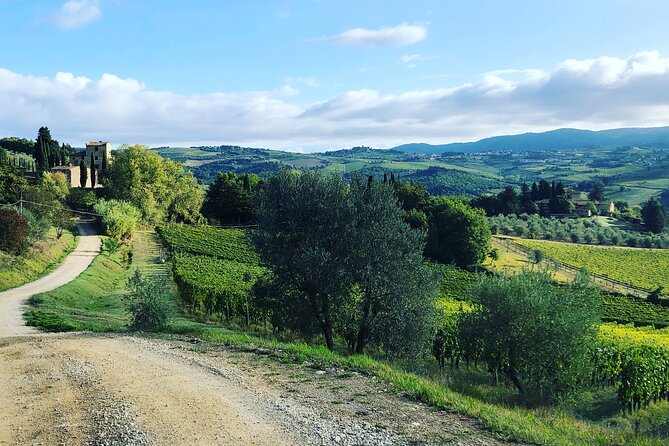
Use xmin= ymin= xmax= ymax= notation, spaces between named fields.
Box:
xmin=124 ymin=269 xmax=174 ymax=330
xmin=0 ymin=208 xmax=29 ymax=253
xmin=94 ymin=199 xmax=142 ymax=241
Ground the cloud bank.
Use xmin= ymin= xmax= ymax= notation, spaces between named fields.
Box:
xmin=2 ymin=51 xmax=669 ymax=151
xmin=320 ymin=23 xmax=427 ymax=47
xmin=51 ymin=0 xmax=102 ymax=30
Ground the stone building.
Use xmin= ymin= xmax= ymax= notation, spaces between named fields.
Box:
xmin=51 ymin=141 xmax=112 ymax=188
xmin=69 ymin=141 xmax=111 ymax=169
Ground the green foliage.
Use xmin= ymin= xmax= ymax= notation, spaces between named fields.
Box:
xmin=255 ymin=170 xmax=437 ymax=355
xmin=90 ymin=152 xmax=96 ymax=188
xmin=67 ymin=188 xmax=97 ymax=211
xmin=202 ymin=172 xmax=258 ymax=224
xmin=0 ymin=165 xmax=28 ymax=203
xmin=0 ymin=209 xmax=29 ymax=253
xmin=462 ymin=271 xmax=600 ymax=400
xmin=94 ymin=199 xmax=142 ymax=241
xmin=156 ymin=224 xmax=258 ymax=263
xmin=424 ymin=196 xmax=491 ymax=267
xmin=157 ymin=225 xmax=263 ymax=323
xmin=641 ymin=197 xmax=667 ymax=234
xmin=124 ymin=269 xmax=174 ymax=330
xmin=0 ymin=137 xmax=34 ymax=155
xmin=489 ymin=213 xmax=669 ymax=248
xmin=103 ymin=144 xmax=204 ymax=223
xmin=595 ymin=324 xmax=669 ymax=412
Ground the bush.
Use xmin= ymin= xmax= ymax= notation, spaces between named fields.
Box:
xmin=124 ymin=269 xmax=174 ymax=330
xmin=94 ymin=199 xmax=142 ymax=241
xmin=0 ymin=208 xmax=29 ymax=253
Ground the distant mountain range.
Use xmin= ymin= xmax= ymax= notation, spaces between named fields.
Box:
xmin=392 ymin=126 xmax=669 ymax=154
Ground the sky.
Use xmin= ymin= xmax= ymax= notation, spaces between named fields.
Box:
xmin=2 ymin=0 xmax=669 ymax=151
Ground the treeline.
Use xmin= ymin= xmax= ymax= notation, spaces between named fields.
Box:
xmin=489 ymin=213 xmax=669 ymax=248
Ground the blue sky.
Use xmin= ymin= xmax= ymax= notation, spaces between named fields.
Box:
xmin=2 ymin=0 xmax=669 ymax=151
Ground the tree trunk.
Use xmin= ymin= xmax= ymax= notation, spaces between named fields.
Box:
xmin=354 ymin=294 xmax=372 ymax=354
xmin=506 ymin=365 xmax=525 ymax=395
xmin=318 ymin=296 xmax=335 ymax=351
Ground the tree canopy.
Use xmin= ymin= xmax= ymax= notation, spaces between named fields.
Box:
xmin=254 ymin=170 xmax=438 ymax=355
xmin=424 ymin=196 xmax=491 ymax=267
xmin=642 ymin=197 xmax=667 ymax=234
xmin=103 ymin=144 xmax=204 ymax=223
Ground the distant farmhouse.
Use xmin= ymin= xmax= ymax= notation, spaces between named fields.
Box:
xmin=51 ymin=141 xmax=112 ymax=188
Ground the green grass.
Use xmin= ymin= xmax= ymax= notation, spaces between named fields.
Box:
xmin=0 ymin=227 xmax=77 ymax=291
xmin=25 ymin=239 xmax=129 ymax=331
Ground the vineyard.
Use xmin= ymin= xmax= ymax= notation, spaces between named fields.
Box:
xmin=600 ymin=294 xmax=669 ymax=327
xmin=156 ymin=224 xmax=259 ymax=264
xmin=517 ymin=239 xmax=669 ymax=294
xmin=596 ymin=324 xmax=669 ymax=411
xmin=157 ymin=224 xmax=264 ymax=321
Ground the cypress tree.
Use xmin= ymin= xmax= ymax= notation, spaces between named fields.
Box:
xmin=100 ymin=151 xmax=108 ymax=179
xmin=79 ymin=159 xmax=88 ymax=188
xmin=90 ymin=153 xmax=96 ymax=188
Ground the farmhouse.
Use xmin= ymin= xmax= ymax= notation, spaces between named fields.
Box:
xmin=50 ymin=141 xmax=112 ymax=188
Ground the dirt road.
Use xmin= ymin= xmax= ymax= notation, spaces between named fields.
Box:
xmin=0 ymin=334 xmax=511 ymax=445
xmin=0 ymin=222 xmax=100 ymax=337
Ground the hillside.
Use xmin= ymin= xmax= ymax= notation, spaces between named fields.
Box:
xmin=393 ymin=126 xmax=669 ymax=154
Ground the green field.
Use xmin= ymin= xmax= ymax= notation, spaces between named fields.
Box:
xmin=517 ymin=239 xmax=669 ymax=292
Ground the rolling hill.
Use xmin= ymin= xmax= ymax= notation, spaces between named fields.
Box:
xmin=393 ymin=126 xmax=669 ymax=154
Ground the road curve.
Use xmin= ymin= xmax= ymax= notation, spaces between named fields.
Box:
xmin=0 ymin=222 xmax=100 ymax=337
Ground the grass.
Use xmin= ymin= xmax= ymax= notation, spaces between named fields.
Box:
xmin=0 ymin=227 xmax=77 ymax=291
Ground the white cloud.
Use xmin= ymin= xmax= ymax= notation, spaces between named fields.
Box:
xmin=320 ymin=23 xmax=427 ymax=47
xmin=51 ymin=0 xmax=102 ymax=30
xmin=3 ymin=51 xmax=669 ymax=151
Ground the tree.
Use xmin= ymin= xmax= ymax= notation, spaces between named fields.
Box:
xmin=531 ymin=181 xmax=540 ymax=201
xmin=460 ymin=271 xmax=599 ymax=400
xmin=588 ymin=182 xmax=605 ymax=202
xmin=100 ymin=151 xmax=108 ymax=180
xmin=497 ymin=186 xmax=520 ymax=215
xmin=90 ymin=152 xmax=96 ymax=188
xmin=254 ymin=170 xmax=353 ymax=350
xmin=79 ymin=159 xmax=88 ymax=188
xmin=641 ymin=197 xmax=667 ymax=234
xmin=254 ymin=170 xmax=438 ymax=356
xmin=0 ymin=209 xmax=29 ymax=253
xmin=125 ymin=269 xmax=174 ymax=330
xmin=424 ymin=196 xmax=491 ymax=267
xmin=202 ymin=172 xmax=259 ymax=224
xmin=41 ymin=172 xmax=69 ymax=200
xmin=0 ymin=165 xmax=28 ymax=203
xmin=520 ymin=183 xmax=539 ymax=214
xmin=549 ymin=195 xmax=575 ymax=214
xmin=103 ymin=144 xmax=203 ymax=223
xmin=347 ymin=179 xmax=438 ymax=355
xmin=394 ymin=180 xmax=429 ymax=212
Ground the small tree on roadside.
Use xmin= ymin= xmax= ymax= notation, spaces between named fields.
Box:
xmin=125 ymin=269 xmax=174 ymax=330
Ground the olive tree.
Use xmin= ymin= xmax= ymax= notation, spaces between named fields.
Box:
xmin=461 ymin=271 xmax=599 ymax=400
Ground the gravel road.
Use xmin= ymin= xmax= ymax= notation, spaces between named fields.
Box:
xmin=0 ymin=222 xmax=100 ymax=337
xmin=0 ymin=334 xmax=514 ymax=445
